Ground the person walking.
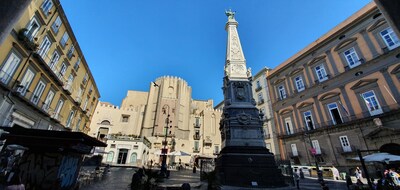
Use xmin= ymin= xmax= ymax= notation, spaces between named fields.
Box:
xmin=346 ymin=172 xmax=353 ymax=190
xmin=293 ymin=172 xmax=300 ymax=189
xmin=355 ymin=167 xmax=364 ymax=185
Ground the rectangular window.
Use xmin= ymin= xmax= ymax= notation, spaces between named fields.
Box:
xmin=66 ymin=110 xmax=75 ymax=128
xmin=75 ymin=118 xmax=81 ymax=131
xmin=339 ymin=136 xmax=352 ymax=152
xmin=58 ymin=62 xmax=67 ymax=81
xmin=26 ymin=17 xmax=40 ymax=40
xmin=52 ymin=99 xmax=64 ymax=120
xmin=122 ymin=115 xmax=130 ymax=122
xmin=303 ymin=111 xmax=314 ymax=130
xmin=60 ymin=32 xmax=69 ymax=47
xmin=311 ymin=140 xmax=321 ymax=155
xmin=214 ymin=145 xmax=219 ymax=154
xmin=42 ymin=90 xmax=55 ymax=112
xmin=37 ymin=36 xmax=52 ymax=59
xmin=83 ymin=97 xmax=89 ymax=110
xmin=49 ymin=50 xmax=60 ymax=70
xmin=194 ymin=141 xmax=199 ymax=151
xmin=344 ymin=47 xmax=361 ymax=68
xmin=327 ymin=103 xmax=343 ymax=125
xmin=315 ymin=64 xmax=328 ymax=82
xmin=41 ymin=0 xmax=53 ymax=16
xmin=361 ymin=90 xmax=383 ymax=116
xmin=83 ymin=73 xmax=88 ymax=85
xmin=380 ymin=27 xmax=400 ymax=50
xmin=64 ymin=74 xmax=74 ymax=92
xmin=17 ymin=68 xmax=35 ymax=96
xmin=67 ymin=45 xmax=75 ymax=59
xmin=74 ymin=58 xmax=81 ymax=71
xmin=285 ymin=117 xmax=293 ymax=135
xmin=256 ymin=80 xmax=261 ymax=88
xmin=51 ymin=16 xmax=62 ymax=34
xmin=291 ymin=144 xmax=298 ymax=156
xmin=278 ymin=85 xmax=286 ymax=100
xmin=258 ymin=93 xmax=263 ymax=102
xmin=260 ymin=108 xmax=266 ymax=120
xmin=31 ymin=80 xmax=46 ymax=105
xmin=0 ymin=52 xmax=21 ymax=84
xmin=295 ymin=76 xmax=305 ymax=92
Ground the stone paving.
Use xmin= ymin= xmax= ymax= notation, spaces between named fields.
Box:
xmin=80 ymin=167 xmax=350 ymax=190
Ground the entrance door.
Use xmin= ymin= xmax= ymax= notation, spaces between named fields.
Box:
xmin=117 ymin=149 xmax=128 ymax=164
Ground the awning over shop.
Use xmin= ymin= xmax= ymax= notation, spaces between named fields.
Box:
xmin=0 ymin=125 xmax=107 ymax=154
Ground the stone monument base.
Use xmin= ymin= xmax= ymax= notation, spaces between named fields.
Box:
xmin=216 ymin=146 xmax=286 ymax=188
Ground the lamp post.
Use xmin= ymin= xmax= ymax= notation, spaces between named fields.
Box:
xmin=161 ymin=105 xmax=172 ymax=175
xmin=304 ymin=129 xmax=324 ymax=184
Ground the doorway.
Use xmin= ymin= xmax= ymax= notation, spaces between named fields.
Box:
xmin=117 ymin=149 xmax=128 ymax=164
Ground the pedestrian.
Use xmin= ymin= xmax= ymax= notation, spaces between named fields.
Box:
xmin=192 ymin=165 xmax=196 ymax=174
xmin=131 ymin=168 xmax=145 ymax=190
xmin=299 ymin=168 xmax=304 ymax=179
xmin=346 ymin=172 xmax=353 ymax=190
xmin=332 ymin=166 xmax=340 ymax=180
xmin=5 ymin=172 xmax=25 ymax=190
xmin=150 ymin=159 xmax=153 ymax=168
xmin=293 ymin=172 xmax=300 ymax=189
xmin=355 ymin=167 xmax=363 ymax=185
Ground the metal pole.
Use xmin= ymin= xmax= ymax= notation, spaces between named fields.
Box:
xmin=306 ymin=132 xmax=323 ymax=183
xmin=357 ymin=149 xmax=373 ymax=189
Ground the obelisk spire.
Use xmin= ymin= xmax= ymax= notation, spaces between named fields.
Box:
xmin=224 ymin=9 xmax=248 ymax=80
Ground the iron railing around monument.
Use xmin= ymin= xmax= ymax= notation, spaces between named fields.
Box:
xmin=200 ymin=159 xmax=215 ymax=181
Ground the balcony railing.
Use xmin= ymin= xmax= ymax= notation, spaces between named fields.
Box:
xmin=32 ymin=53 xmax=67 ymax=87
xmin=277 ymin=103 xmax=400 ymax=138
xmin=17 ymin=28 xmax=39 ymax=51
xmin=257 ymin=99 xmax=265 ymax=105
xmin=193 ymin=148 xmax=200 ymax=153
xmin=264 ymin=134 xmax=271 ymax=139
xmin=255 ymin=86 xmax=262 ymax=92
xmin=194 ymin=123 xmax=201 ymax=128
xmin=289 ymin=151 xmax=301 ymax=158
xmin=336 ymin=145 xmax=358 ymax=155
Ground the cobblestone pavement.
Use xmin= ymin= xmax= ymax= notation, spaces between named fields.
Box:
xmin=80 ymin=167 xmax=350 ymax=190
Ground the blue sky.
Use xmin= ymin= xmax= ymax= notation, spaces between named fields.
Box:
xmin=60 ymin=0 xmax=371 ymax=106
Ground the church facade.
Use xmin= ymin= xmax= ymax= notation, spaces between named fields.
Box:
xmin=89 ymin=76 xmax=222 ymax=166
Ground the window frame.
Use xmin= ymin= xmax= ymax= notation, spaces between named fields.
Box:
xmin=344 ymin=47 xmax=361 ymax=68
xmin=294 ymin=76 xmax=305 ymax=92
xmin=361 ymin=90 xmax=383 ymax=116
xmin=315 ymin=64 xmax=328 ymax=82
xmin=0 ymin=51 xmax=22 ymax=84
xmin=278 ymin=85 xmax=286 ymax=100
xmin=51 ymin=16 xmax=62 ymax=34
xmin=380 ymin=27 xmax=400 ymax=50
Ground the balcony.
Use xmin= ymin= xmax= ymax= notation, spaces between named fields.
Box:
xmin=257 ymin=99 xmax=265 ymax=105
xmin=193 ymin=134 xmax=200 ymax=140
xmin=32 ymin=53 xmax=67 ymax=87
xmin=264 ymin=134 xmax=271 ymax=139
xmin=255 ymin=86 xmax=262 ymax=92
xmin=193 ymin=148 xmax=200 ymax=153
xmin=63 ymin=82 xmax=74 ymax=95
xmin=336 ymin=145 xmax=358 ymax=155
xmin=289 ymin=151 xmax=301 ymax=158
xmin=17 ymin=28 xmax=39 ymax=51
xmin=194 ymin=123 xmax=201 ymax=128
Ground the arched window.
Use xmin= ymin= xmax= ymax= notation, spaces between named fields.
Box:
xmin=101 ymin=120 xmax=111 ymax=125
xmin=130 ymin=153 xmax=137 ymax=164
xmin=107 ymin=151 xmax=114 ymax=162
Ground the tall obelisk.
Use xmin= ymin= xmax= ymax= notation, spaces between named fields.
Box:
xmin=215 ymin=10 xmax=285 ymax=188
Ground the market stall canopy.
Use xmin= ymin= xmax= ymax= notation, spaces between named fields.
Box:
xmin=0 ymin=125 xmax=107 ymax=154
xmin=351 ymin=152 xmax=400 ymax=164
xmin=169 ymin=150 xmax=190 ymax=156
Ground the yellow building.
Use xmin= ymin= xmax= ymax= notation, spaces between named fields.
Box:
xmin=267 ymin=2 xmax=400 ymax=174
xmin=0 ymin=0 xmax=99 ymax=131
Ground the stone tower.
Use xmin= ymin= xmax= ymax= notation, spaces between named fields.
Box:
xmin=215 ymin=10 xmax=285 ymax=187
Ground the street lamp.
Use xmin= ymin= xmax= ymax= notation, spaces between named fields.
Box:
xmin=161 ymin=105 xmax=172 ymax=175
xmin=304 ymin=129 xmax=324 ymax=184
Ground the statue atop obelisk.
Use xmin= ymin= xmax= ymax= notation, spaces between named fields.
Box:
xmin=215 ymin=10 xmax=286 ymax=188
